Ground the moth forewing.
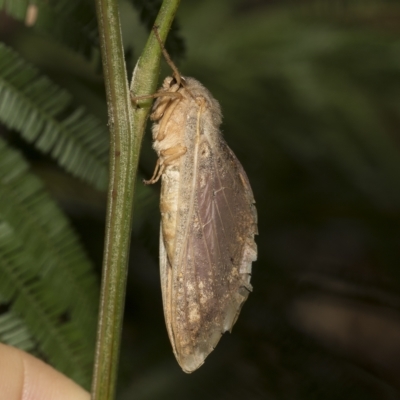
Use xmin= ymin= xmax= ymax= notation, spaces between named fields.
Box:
xmin=140 ymin=51 xmax=258 ymax=372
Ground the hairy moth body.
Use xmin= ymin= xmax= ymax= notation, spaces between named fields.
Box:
xmin=148 ymin=76 xmax=257 ymax=373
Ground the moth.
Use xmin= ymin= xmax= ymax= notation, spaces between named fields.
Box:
xmin=135 ymin=28 xmax=257 ymax=373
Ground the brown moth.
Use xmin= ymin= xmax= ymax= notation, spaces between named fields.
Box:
xmin=137 ymin=28 xmax=257 ymax=373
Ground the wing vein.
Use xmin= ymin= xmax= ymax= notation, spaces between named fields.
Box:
xmin=211 ymin=148 xmax=235 ymax=221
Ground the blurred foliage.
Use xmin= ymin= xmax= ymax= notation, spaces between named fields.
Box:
xmin=1 ymin=0 xmax=400 ymax=398
xmin=0 ymin=0 xmax=158 ymax=390
xmin=0 ymin=43 xmax=109 ymax=190
xmin=120 ymin=1 xmax=400 ymax=399
xmin=0 ymin=136 xmax=98 ymax=387
xmin=128 ymin=0 xmax=185 ymax=61
xmin=0 ymin=0 xmax=100 ymax=63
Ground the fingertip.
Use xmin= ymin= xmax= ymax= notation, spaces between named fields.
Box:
xmin=0 ymin=343 xmax=90 ymax=400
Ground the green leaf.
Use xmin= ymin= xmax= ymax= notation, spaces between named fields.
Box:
xmin=0 ymin=42 xmax=109 ymax=190
xmin=0 ymin=137 xmax=99 ymax=388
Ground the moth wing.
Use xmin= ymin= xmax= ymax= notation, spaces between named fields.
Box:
xmin=159 ymin=224 xmax=177 ymax=357
xmin=171 ymin=136 xmax=257 ymax=373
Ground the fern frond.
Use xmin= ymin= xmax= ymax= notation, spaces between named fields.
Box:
xmin=0 ymin=301 xmax=36 ymax=352
xmin=0 ymin=137 xmax=99 ymax=388
xmin=0 ymin=0 xmax=99 ymax=63
xmin=0 ymin=43 xmax=109 ymax=190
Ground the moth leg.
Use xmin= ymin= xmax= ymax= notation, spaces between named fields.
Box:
xmin=143 ymin=158 xmax=162 ymax=185
xmin=151 ymin=83 xmax=181 ymax=121
xmin=156 ymin=98 xmax=181 ymax=141
xmin=144 ymin=164 xmax=166 ymax=185
xmin=131 ymin=90 xmax=182 ymax=108
xmin=144 ymin=145 xmax=187 ymax=185
xmin=161 ymin=145 xmax=187 ymax=163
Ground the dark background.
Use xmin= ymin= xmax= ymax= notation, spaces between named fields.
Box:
xmin=121 ymin=1 xmax=400 ymax=398
xmin=2 ymin=0 xmax=400 ymax=399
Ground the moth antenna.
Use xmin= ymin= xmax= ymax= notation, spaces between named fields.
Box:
xmin=153 ymin=25 xmax=182 ymax=86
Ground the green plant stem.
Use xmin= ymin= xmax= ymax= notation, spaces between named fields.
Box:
xmin=92 ymin=0 xmax=180 ymax=399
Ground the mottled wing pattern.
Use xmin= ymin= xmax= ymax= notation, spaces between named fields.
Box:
xmin=171 ymin=135 xmax=257 ymax=372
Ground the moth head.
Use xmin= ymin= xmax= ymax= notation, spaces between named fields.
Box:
xmin=161 ymin=76 xmax=174 ymax=90
xmin=162 ymin=75 xmax=185 ymax=91
xmin=175 ymin=75 xmax=186 ymax=87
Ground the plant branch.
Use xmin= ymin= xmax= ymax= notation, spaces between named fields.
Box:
xmin=92 ymin=0 xmax=180 ymax=399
